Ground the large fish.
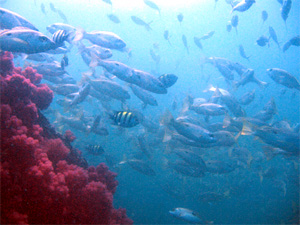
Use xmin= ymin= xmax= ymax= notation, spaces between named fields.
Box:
xmin=88 ymin=77 xmax=131 ymax=102
xmin=121 ymin=159 xmax=156 ymax=176
xmin=234 ymin=69 xmax=267 ymax=88
xmin=0 ymin=27 xmax=56 ymax=54
xmin=131 ymin=69 xmax=167 ymax=94
xmin=0 ymin=7 xmax=38 ymax=30
xmin=82 ymin=30 xmax=126 ymax=50
xmin=267 ymin=68 xmax=300 ymax=91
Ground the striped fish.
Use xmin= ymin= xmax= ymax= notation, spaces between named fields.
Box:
xmin=52 ymin=29 xmax=70 ymax=46
xmin=111 ymin=111 xmax=140 ymax=128
xmin=85 ymin=145 xmax=105 ymax=155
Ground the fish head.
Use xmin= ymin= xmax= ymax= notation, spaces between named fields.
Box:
xmin=113 ymin=38 xmax=126 ymax=49
xmin=35 ymin=34 xmax=56 ymax=51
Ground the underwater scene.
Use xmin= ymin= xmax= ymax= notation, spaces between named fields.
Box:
xmin=0 ymin=0 xmax=299 ymax=224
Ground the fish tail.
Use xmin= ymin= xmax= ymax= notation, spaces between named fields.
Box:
xmin=241 ymin=120 xmax=254 ymax=136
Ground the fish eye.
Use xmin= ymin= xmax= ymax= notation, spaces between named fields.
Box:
xmin=39 ymin=36 xmax=48 ymax=42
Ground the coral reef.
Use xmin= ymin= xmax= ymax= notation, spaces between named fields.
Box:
xmin=0 ymin=52 xmax=133 ymax=224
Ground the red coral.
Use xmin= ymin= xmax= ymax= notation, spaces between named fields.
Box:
xmin=0 ymin=52 xmax=133 ymax=224
xmin=63 ymin=130 xmax=76 ymax=142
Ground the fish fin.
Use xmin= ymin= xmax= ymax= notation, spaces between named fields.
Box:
xmin=160 ymin=109 xmax=174 ymax=126
xmin=162 ymin=128 xmax=172 ymax=143
xmin=73 ymin=27 xmax=84 ymax=42
xmin=12 ymin=37 xmax=29 ymax=46
xmin=247 ymin=155 xmax=253 ymax=168
xmin=241 ymin=121 xmax=254 ymax=135
xmin=235 ymin=131 xmax=241 ymax=142
xmin=89 ymin=52 xmax=99 ymax=68
xmin=259 ymin=171 xmax=263 ymax=183
xmin=222 ymin=113 xmax=231 ymax=128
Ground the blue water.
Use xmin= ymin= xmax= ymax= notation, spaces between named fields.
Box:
xmin=2 ymin=0 xmax=299 ymax=224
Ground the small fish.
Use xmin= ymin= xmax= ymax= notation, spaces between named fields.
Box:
xmin=50 ymin=2 xmax=56 ymax=12
xmin=231 ymin=15 xmax=239 ymax=34
xmin=107 ymin=14 xmax=120 ymax=23
xmin=102 ymin=0 xmax=112 ymax=5
xmin=164 ymin=30 xmax=171 ymax=45
xmin=69 ymin=83 xmax=91 ymax=107
xmin=158 ymin=74 xmax=178 ymax=88
xmin=82 ymin=30 xmax=126 ymax=49
xmin=230 ymin=0 xmax=256 ymax=14
xmin=149 ymin=49 xmax=160 ymax=64
xmin=130 ymin=84 xmax=158 ymax=108
xmin=238 ymin=44 xmax=250 ymax=61
xmin=110 ymin=111 xmax=140 ymax=128
xmin=143 ymin=0 xmax=160 ymax=15
xmin=193 ymin=37 xmax=203 ymax=50
xmin=226 ymin=23 xmax=232 ymax=32
xmin=182 ymin=34 xmax=189 ymax=54
xmin=200 ymin=31 xmax=215 ymax=40
xmin=40 ymin=3 xmax=46 ymax=15
xmin=57 ymin=9 xmax=68 ymax=23
xmin=177 ymin=13 xmax=183 ymax=24
xmin=131 ymin=16 xmax=152 ymax=31
xmin=120 ymin=159 xmax=156 ymax=176
xmin=281 ymin=0 xmax=292 ymax=25
xmin=267 ymin=68 xmax=300 ymax=91
xmin=269 ymin=26 xmax=280 ymax=49
xmin=256 ymin=35 xmax=269 ymax=47
xmin=261 ymin=10 xmax=268 ymax=25
xmin=238 ymin=89 xmax=255 ymax=105
xmin=85 ymin=144 xmax=105 ymax=155
xmin=282 ymin=35 xmax=300 ymax=52
xmin=169 ymin=208 xmax=208 ymax=224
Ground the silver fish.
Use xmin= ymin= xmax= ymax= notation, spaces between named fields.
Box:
xmin=130 ymin=84 xmax=158 ymax=107
xmin=131 ymin=69 xmax=167 ymax=94
xmin=269 ymin=26 xmax=280 ymax=49
xmin=238 ymin=44 xmax=250 ymax=61
xmin=282 ymin=35 xmax=300 ymax=52
xmin=231 ymin=0 xmax=256 ymax=13
xmin=0 ymin=27 xmax=55 ymax=54
xmin=281 ymin=0 xmax=292 ymax=24
xmin=57 ymin=9 xmax=68 ymax=23
xmin=200 ymin=31 xmax=215 ymax=40
xmin=88 ymin=77 xmax=130 ymax=102
xmin=267 ymin=68 xmax=300 ymax=91
xmin=131 ymin=16 xmax=152 ymax=31
xmin=234 ymin=69 xmax=267 ymax=88
xmin=83 ymin=30 xmax=126 ymax=50
xmin=177 ymin=13 xmax=183 ymax=24
xmin=194 ymin=37 xmax=203 ymax=50
xmin=238 ymin=89 xmax=255 ymax=105
xmin=143 ymin=0 xmax=160 ymax=15
xmin=0 ymin=7 xmax=38 ymax=30
xmin=169 ymin=208 xmax=206 ymax=224
xmin=182 ymin=34 xmax=189 ymax=54
xmin=107 ymin=14 xmax=120 ymax=23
